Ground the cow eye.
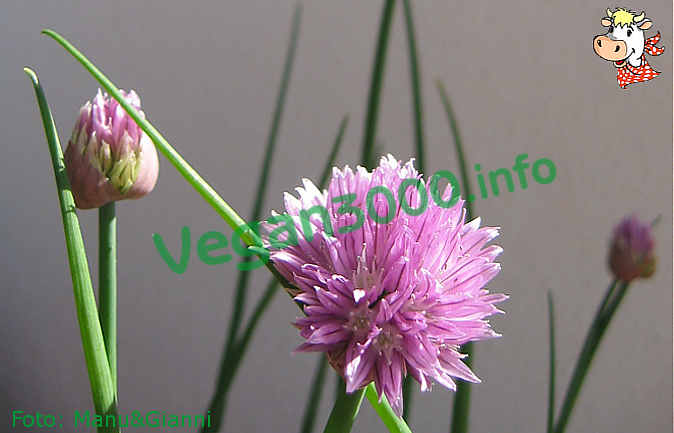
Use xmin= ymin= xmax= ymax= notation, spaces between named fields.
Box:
xmin=627 ymin=29 xmax=632 ymax=36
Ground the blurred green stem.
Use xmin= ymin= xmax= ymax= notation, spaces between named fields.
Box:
xmin=361 ymin=0 xmax=396 ymax=170
xmin=438 ymin=81 xmax=475 ymax=433
xmin=25 ymin=67 xmax=118 ymax=433
xmin=553 ymin=279 xmax=628 ymax=433
xmin=223 ymin=0 xmax=301 ymax=381
xmin=546 ymin=292 xmax=556 ymax=433
xmin=299 ymin=356 xmax=329 ymax=433
xmin=202 ymin=112 xmax=346 ymax=432
xmin=401 ymin=0 xmax=426 ymax=175
xmin=99 ymin=202 xmax=117 ymax=394
xmin=400 ymin=0 xmax=425 ymax=418
xmin=437 ymin=81 xmax=473 ymax=221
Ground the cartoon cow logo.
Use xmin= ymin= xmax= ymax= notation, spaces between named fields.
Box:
xmin=593 ymin=8 xmax=665 ymax=88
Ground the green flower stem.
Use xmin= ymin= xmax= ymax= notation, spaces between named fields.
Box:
xmin=438 ymin=80 xmax=475 ymax=433
xmin=323 ymin=385 xmax=366 ymax=433
xmin=546 ymin=292 xmax=556 ymax=433
xmin=24 ymin=67 xmax=118 ymax=433
xmin=42 ymin=29 xmax=256 ymax=247
xmin=361 ymin=0 xmax=396 ymax=170
xmin=365 ymin=383 xmax=413 ymax=433
xmin=553 ymin=279 xmax=628 ymax=433
xmin=299 ymin=356 xmax=329 ymax=433
xmin=99 ymin=202 xmax=117 ymax=394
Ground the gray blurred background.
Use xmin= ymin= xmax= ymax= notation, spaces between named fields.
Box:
xmin=1 ymin=1 xmax=672 ymax=432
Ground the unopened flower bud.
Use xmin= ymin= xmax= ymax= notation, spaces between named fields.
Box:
xmin=64 ymin=89 xmax=159 ymax=209
xmin=609 ymin=215 xmax=656 ymax=282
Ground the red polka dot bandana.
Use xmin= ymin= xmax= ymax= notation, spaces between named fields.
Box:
xmin=616 ymin=32 xmax=665 ymax=88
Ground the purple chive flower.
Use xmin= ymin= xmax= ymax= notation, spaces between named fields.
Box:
xmin=609 ymin=215 xmax=656 ymax=282
xmin=64 ymin=89 xmax=159 ymax=209
xmin=265 ymin=155 xmax=506 ymax=415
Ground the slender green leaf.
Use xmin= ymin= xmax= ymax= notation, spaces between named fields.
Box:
xmin=546 ymin=291 xmax=556 ymax=433
xmin=365 ymin=383 xmax=413 ymax=433
xmin=361 ymin=0 xmax=396 ymax=170
xmin=24 ymin=67 xmax=118 ymax=432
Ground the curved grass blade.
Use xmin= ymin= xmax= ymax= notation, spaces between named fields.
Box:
xmin=41 ymin=29 xmax=256 ymax=247
xmin=24 ymin=67 xmax=118 ymax=432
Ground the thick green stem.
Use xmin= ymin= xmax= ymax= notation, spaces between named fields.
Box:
xmin=553 ymin=280 xmax=627 ymax=433
xmin=361 ymin=0 xmax=396 ymax=170
xmin=25 ymin=68 xmax=118 ymax=433
xmin=323 ymin=385 xmax=366 ymax=433
xmin=365 ymin=383 xmax=413 ymax=433
xmin=99 ymin=202 xmax=117 ymax=394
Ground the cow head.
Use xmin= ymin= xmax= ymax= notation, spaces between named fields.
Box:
xmin=593 ymin=8 xmax=653 ymax=67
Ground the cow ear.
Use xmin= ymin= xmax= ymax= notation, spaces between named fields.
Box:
xmin=601 ymin=18 xmax=612 ymax=27
xmin=639 ymin=20 xmax=653 ymax=30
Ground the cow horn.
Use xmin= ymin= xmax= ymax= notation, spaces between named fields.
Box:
xmin=633 ymin=11 xmax=645 ymax=22
xmin=606 ymin=8 xmax=613 ymax=17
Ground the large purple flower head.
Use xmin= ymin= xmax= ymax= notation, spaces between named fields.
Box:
xmin=266 ymin=155 xmax=506 ymax=415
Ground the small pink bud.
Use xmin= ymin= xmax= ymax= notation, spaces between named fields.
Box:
xmin=608 ymin=215 xmax=656 ymax=282
xmin=64 ymin=89 xmax=159 ymax=209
